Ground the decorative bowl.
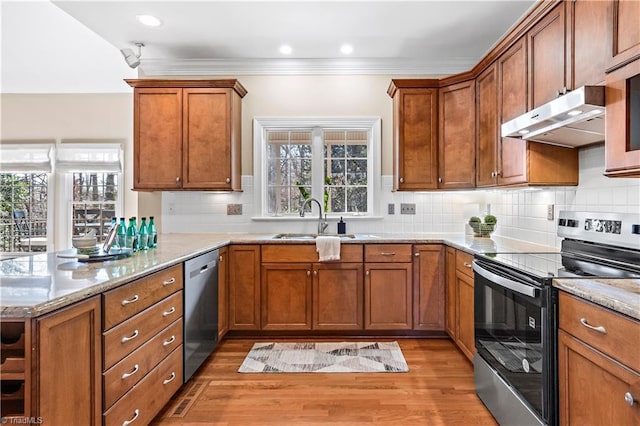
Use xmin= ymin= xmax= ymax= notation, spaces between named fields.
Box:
xmin=470 ymin=222 xmax=495 ymax=237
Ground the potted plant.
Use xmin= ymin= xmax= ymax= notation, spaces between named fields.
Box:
xmin=468 ymin=215 xmax=497 ymax=237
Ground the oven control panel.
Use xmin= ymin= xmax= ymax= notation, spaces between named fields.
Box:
xmin=557 ymin=211 xmax=640 ymax=249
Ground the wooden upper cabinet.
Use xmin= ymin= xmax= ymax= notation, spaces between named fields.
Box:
xmin=605 ymin=59 xmax=640 ymax=177
xmin=528 ymin=2 xmax=567 ymax=109
xmin=133 ymin=88 xmax=183 ymax=190
xmin=476 ymin=64 xmax=499 ymax=188
xmin=568 ymin=0 xmax=611 ymax=88
xmin=498 ymin=38 xmax=528 ymax=186
xmin=127 ymin=79 xmax=246 ymax=191
xmin=610 ymin=0 xmax=640 ymax=69
xmin=438 ymin=80 xmax=476 ymax=189
xmin=388 ymin=80 xmax=439 ymax=191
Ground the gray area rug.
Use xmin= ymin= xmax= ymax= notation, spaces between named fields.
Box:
xmin=238 ymin=341 xmax=409 ymax=373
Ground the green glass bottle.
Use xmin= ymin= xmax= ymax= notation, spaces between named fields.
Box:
xmin=138 ymin=217 xmax=149 ymax=250
xmin=148 ymin=216 xmax=157 ymax=248
xmin=126 ymin=217 xmax=138 ymax=252
xmin=117 ymin=217 xmax=127 ymax=249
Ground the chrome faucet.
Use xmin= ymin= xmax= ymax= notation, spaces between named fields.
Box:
xmin=300 ymin=198 xmax=328 ymax=235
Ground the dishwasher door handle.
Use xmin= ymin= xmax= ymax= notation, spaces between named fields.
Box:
xmin=189 ymin=260 xmax=217 ymax=279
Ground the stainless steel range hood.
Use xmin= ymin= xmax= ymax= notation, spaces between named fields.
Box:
xmin=501 ymin=86 xmax=605 ymax=147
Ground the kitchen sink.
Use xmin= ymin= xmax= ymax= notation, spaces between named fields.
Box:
xmin=272 ymin=233 xmax=356 ymax=240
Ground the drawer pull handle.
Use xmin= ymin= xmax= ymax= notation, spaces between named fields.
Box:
xmin=625 ymin=392 xmax=637 ymax=406
xmin=463 ymin=262 xmax=473 ymax=268
xmin=163 ymin=335 xmax=176 ymax=346
xmin=122 ymin=409 xmax=139 ymax=426
xmin=580 ymin=318 xmax=607 ymax=334
xmin=163 ymin=372 xmax=176 ymax=385
xmin=121 ymin=295 xmax=139 ymax=306
xmin=380 ymin=252 xmax=396 ymax=256
xmin=121 ymin=329 xmax=139 ymax=343
xmin=163 ymin=277 xmax=176 ymax=286
xmin=121 ymin=364 xmax=139 ymax=379
xmin=163 ymin=307 xmax=176 ymax=317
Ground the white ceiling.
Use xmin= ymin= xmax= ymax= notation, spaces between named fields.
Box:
xmin=1 ymin=0 xmax=535 ymax=93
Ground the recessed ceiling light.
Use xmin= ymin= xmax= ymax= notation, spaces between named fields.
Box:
xmin=136 ymin=15 xmax=162 ymax=27
xmin=340 ymin=44 xmax=354 ymax=55
xmin=279 ymin=45 xmax=293 ymax=55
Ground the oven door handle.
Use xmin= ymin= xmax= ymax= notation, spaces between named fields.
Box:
xmin=473 ymin=262 xmax=538 ymax=298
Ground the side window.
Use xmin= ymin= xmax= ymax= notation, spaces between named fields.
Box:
xmin=71 ymin=172 xmax=119 ymax=241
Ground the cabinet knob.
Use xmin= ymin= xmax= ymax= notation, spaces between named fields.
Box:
xmin=226 ymin=177 xmax=231 ymax=183
xmin=366 ymin=270 xmax=369 ymax=276
xmin=399 ymin=177 xmax=404 ymax=183
xmin=414 ymin=252 xmax=420 ymax=257
xmin=219 ymin=255 xmax=223 ymax=262
xmin=438 ymin=177 xmax=442 ymax=183
xmin=313 ymin=270 xmax=318 ymax=276
xmin=307 ymin=270 xmax=311 ymax=276
xmin=625 ymin=392 xmax=637 ymax=406
xmin=557 ymin=87 xmax=568 ymax=97
xmin=491 ymin=171 xmax=496 ymax=178
xmin=176 ymin=176 xmax=180 ymax=183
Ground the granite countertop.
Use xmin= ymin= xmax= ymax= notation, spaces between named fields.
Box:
xmin=0 ymin=231 xmax=583 ymax=319
xmin=553 ymin=278 xmax=640 ymax=321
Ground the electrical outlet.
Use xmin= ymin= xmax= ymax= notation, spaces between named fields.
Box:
xmin=547 ymin=204 xmax=554 ymax=221
xmin=400 ymin=203 xmax=416 ymax=215
xmin=388 ymin=203 xmax=395 ymax=215
xmin=227 ymin=204 xmax=242 ymax=215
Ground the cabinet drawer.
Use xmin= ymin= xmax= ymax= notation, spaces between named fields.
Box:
xmin=364 ymin=244 xmax=412 ymax=263
xmin=103 ymin=346 xmax=183 ymax=426
xmin=262 ymin=244 xmax=363 ymax=263
xmin=103 ymin=264 xmax=183 ymax=330
xmin=559 ymin=292 xmax=640 ymax=372
xmin=103 ymin=318 xmax=183 ymax=410
xmin=103 ymin=292 xmax=183 ymax=370
xmin=455 ymin=251 xmax=474 ymax=278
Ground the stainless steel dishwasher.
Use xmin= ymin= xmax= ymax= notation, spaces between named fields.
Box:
xmin=184 ymin=249 xmax=219 ymax=382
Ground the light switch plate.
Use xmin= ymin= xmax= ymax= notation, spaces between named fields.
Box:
xmin=400 ymin=203 xmax=416 ymax=215
xmin=227 ymin=204 xmax=242 ymax=215
xmin=547 ymin=204 xmax=554 ymax=221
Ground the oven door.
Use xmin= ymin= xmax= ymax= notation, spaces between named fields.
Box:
xmin=473 ymin=259 xmax=555 ymax=425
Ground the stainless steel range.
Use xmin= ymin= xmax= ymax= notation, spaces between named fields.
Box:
xmin=472 ymin=211 xmax=640 ymax=426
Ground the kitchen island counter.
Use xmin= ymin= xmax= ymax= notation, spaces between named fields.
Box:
xmin=1 ymin=232 xmax=556 ymax=318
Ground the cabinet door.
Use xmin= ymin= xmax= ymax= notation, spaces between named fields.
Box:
xmin=35 ymin=296 xmax=101 ymax=425
xmin=313 ymin=263 xmax=364 ymax=330
xmin=261 ymin=263 xmax=312 ymax=330
xmin=364 ymin=263 xmax=412 ymax=330
xmin=568 ymin=0 xmax=610 ymax=88
xmin=558 ymin=330 xmax=640 ymax=426
xmin=476 ymin=64 xmax=499 ymax=187
xmin=498 ymin=38 xmax=528 ymax=186
xmin=182 ymin=88 xmax=237 ymax=190
xmin=413 ymin=245 xmax=445 ymax=331
xmin=393 ymin=88 xmax=438 ymax=190
xmin=133 ymin=88 xmax=183 ymax=190
xmin=438 ymin=80 xmax=476 ymax=189
xmin=229 ymin=245 xmax=261 ymax=330
xmin=611 ymin=0 xmax=640 ymax=68
xmin=528 ymin=2 xmax=567 ymax=109
xmin=445 ymin=247 xmax=456 ymax=339
xmin=456 ymin=270 xmax=476 ymax=361
xmin=605 ymin=59 xmax=640 ymax=177
xmin=218 ymin=246 xmax=228 ymax=340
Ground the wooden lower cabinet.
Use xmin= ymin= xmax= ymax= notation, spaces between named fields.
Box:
xmin=261 ymin=263 xmax=312 ymax=330
xmin=34 ymin=296 xmax=102 ymax=425
xmin=229 ymin=245 xmax=261 ymax=330
xmin=313 ymin=263 xmax=364 ymax=330
xmin=558 ymin=330 xmax=640 ymax=425
xmin=445 ymin=249 xmax=476 ymax=361
xmin=218 ymin=246 xmax=229 ymax=339
xmin=364 ymin=263 xmax=413 ymax=330
xmin=413 ymin=244 xmax=445 ymax=331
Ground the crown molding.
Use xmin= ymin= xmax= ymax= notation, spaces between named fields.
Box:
xmin=138 ymin=57 xmax=476 ymax=76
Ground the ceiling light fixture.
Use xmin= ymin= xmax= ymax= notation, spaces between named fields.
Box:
xmin=279 ymin=45 xmax=292 ymax=55
xmin=340 ymin=44 xmax=354 ymax=55
xmin=136 ymin=14 xmax=162 ymax=27
xmin=120 ymin=42 xmax=144 ymax=69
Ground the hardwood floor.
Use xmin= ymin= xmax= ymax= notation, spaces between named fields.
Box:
xmin=152 ymin=338 xmax=497 ymax=425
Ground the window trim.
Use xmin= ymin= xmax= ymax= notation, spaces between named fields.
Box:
xmin=253 ymin=117 xmax=381 ymax=218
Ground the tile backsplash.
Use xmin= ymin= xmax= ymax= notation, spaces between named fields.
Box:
xmin=162 ymin=144 xmax=639 ymax=249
